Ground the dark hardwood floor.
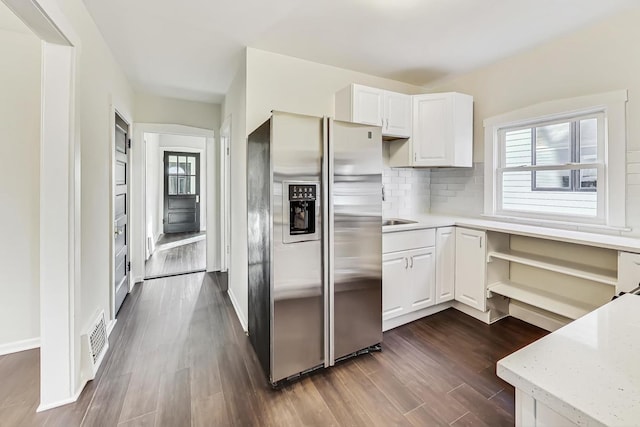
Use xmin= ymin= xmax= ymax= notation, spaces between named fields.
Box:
xmin=144 ymin=232 xmax=206 ymax=279
xmin=0 ymin=272 xmax=546 ymax=427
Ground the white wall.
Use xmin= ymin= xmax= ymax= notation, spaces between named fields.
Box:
xmin=428 ymin=6 xmax=640 ymax=235
xmin=0 ymin=27 xmax=41 ymax=351
xmin=144 ymin=132 xmax=160 ymax=257
xmin=222 ymin=53 xmax=247 ymax=329
xmin=224 ymin=48 xmax=426 ymax=329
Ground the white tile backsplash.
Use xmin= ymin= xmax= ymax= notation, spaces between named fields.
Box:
xmin=429 ymin=163 xmax=484 ymax=216
xmin=382 ymin=144 xmax=430 ymax=218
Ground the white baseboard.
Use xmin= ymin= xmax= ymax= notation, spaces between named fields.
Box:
xmin=37 ymin=381 xmax=86 ymax=412
xmin=452 ymin=301 xmax=493 ymax=323
xmin=107 ymin=319 xmax=117 ymax=336
xmin=383 ymin=302 xmax=452 ymax=331
xmin=227 ymin=287 xmax=248 ymax=332
xmin=0 ymin=337 xmax=40 ymax=356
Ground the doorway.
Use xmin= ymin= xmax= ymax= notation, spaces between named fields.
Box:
xmin=144 ymin=133 xmax=207 ymax=279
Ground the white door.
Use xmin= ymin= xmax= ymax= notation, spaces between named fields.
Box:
xmin=353 ymin=85 xmax=384 ymax=127
xmin=436 ymin=227 xmax=455 ymax=304
xmin=412 ymin=94 xmax=452 ymax=166
xmin=455 ymin=227 xmax=487 ymax=311
xmin=383 ymin=251 xmax=409 ymax=320
xmin=409 ymin=247 xmax=436 ymax=311
xmin=384 ymin=92 xmax=411 ymax=138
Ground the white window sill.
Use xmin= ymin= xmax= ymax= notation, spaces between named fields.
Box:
xmin=481 ymin=214 xmax=631 ymax=234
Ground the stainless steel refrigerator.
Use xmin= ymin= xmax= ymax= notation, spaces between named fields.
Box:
xmin=247 ymin=111 xmax=382 ymax=386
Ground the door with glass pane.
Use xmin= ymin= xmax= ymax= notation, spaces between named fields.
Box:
xmin=163 ymin=151 xmax=200 ymax=233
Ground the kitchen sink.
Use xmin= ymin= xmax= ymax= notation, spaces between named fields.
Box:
xmin=382 ymin=218 xmax=418 ymax=226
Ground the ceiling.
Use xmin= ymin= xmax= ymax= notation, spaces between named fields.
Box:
xmin=83 ymin=0 xmax=638 ymax=103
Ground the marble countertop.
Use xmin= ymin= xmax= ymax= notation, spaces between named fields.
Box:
xmin=382 ymin=214 xmax=640 ymax=253
xmin=497 ymin=294 xmax=640 ymax=426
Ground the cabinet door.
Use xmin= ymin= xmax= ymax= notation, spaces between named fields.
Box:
xmin=408 ymin=247 xmax=436 ymax=311
xmin=454 ymin=228 xmax=487 ymax=311
xmin=436 ymin=227 xmax=455 ymax=304
xmin=384 ymin=92 xmax=411 ymax=138
xmin=618 ymin=252 xmax=640 ymax=293
xmin=353 ymin=85 xmax=384 ymax=127
xmin=412 ymin=94 xmax=453 ymax=167
xmin=383 ymin=251 xmax=409 ymax=320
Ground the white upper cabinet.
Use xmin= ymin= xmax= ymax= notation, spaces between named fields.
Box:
xmin=384 ymin=91 xmax=412 ymax=138
xmin=335 ymin=84 xmax=412 ymax=138
xmin=352 ymin=85 xmax=384 ymax=126
xmin=389 ymin=92 xmax=473 ymax=168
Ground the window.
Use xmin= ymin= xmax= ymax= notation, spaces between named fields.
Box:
xmin=484 ymin=91 xmax=627 ymax=228
xmin=167 ymin=154 xmax=198 ymax=195
xmin=500 ymin=113 xmax=603 ymax=219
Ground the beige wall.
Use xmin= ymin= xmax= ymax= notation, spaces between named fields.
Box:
xmin=0 ymin=28 xmax=41 ymax=350
xmin=246 ymin=48 xmax=425 ymax=133
xmin=429 ymin=7 xmax=640 ymax=160
xmin=428 ymin=7 xmax=640 ymax=233
xmin=135 ymin=92 xmax=222 ymax=131
xmin=52 ymin=0 xmax=135 ymax=390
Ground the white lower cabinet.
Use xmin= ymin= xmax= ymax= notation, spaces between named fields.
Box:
xmin=382 ymin=251 xmax=410 ymax=320
xmin=408 ymin=247 xmax=436 ymax=311
xmin=435 ymin=227 xmax=455 ymax=304
xmin=382 ymin=247 xmax=435 ymax=320
xmin=454 ymin=227 xmax=487 ymax=312
xmin=383 ymin=227 xmax=455 ymax=329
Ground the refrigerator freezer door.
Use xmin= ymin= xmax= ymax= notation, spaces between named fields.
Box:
xmin=330 ymin=119 xmax=383 ymax=363
xmin=271 ymin=112 xmax=325 ymax=382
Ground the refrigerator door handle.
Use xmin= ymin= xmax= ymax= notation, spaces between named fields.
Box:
xmin=325 ymin=116 xmax=336 ymax=367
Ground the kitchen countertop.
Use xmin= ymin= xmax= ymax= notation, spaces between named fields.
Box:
xmin=497 ymin=294 xmax=640 ymax=426
xmin=382 ymin=214 xmax=640 ymax=253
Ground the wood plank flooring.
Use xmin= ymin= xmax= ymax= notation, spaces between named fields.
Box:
xmin=144 ymin=232 xmax=206 ymax=278
xmin=0 ymin=272 xmax=547 ymax=426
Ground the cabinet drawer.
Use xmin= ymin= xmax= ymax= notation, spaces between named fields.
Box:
xmin=383 ymin=229 xmax=435 ymax=253
xmin=618 ymin=252 xmax=640 ymax=293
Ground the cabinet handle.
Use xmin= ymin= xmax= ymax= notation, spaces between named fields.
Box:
xmin=404 ymin=258 xmax=409 ymax=269
xmin=385 ymin=118 xmax=389 ymax=129
xmin=479 ymin=237 xmax=483 ymax=248
xmin=414 ymin=153 xmax=417 ymax=162
xmin=409 ymin=257 xmax=414 ymax=268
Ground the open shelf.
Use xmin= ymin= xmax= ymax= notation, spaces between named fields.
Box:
xmin=487 ymin=249 xmax=617 ymax=286
xmin=488 ymin=281 xmax=599 ymax=320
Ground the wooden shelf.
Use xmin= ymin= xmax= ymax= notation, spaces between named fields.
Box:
xmin=488 ymin=281 xmax=598 ymax=320
xmin=487 ymin=250 xmax=617 ymax=286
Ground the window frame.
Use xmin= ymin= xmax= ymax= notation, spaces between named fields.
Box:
xmin=484 ymin=90 xmax=628 ymax=229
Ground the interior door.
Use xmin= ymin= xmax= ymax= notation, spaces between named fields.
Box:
xmin=114 ymin=115 xmax=129 ymax=315
xmin=163 ymin=151 xmax=200 ymax=233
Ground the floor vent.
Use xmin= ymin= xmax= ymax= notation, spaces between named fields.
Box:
xmin=82 ymin=311 xmax=109 ymax=381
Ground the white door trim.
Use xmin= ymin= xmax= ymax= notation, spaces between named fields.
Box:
xmin=2 ymin=0 xmax=83 ymax=411
xmin=220 ymin=117 xmax=231 ymax=272
xmin=132 ymin=123 xmax=219 ymax=284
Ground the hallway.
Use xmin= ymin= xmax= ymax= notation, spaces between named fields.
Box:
xmin=0 ymin=271 xmax=546 ymax=426
xmin=144 ymin=232 xmax=206 ymax=279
